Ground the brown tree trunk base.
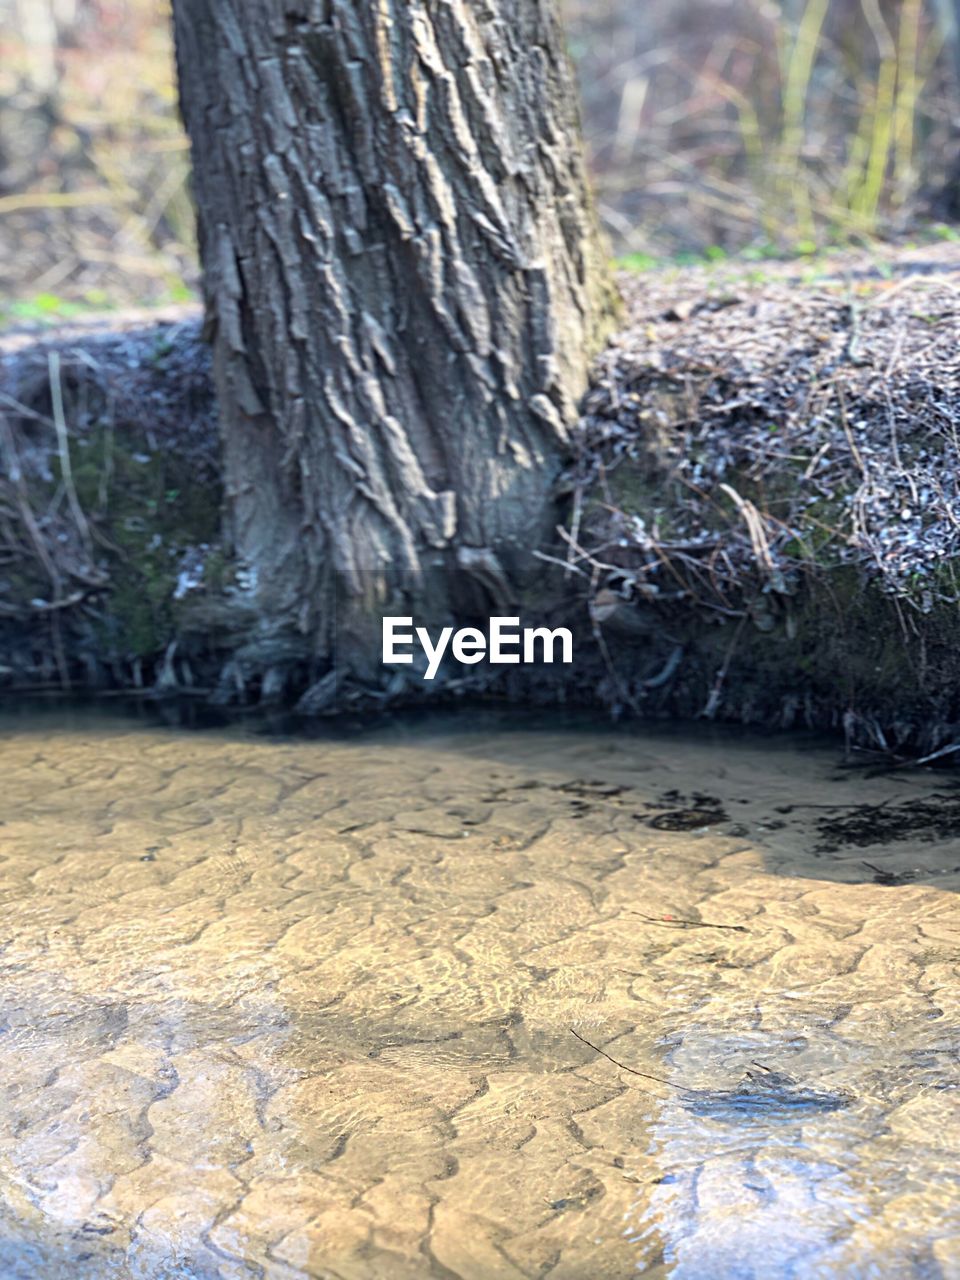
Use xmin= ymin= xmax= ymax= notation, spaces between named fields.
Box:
xmin=172 ymin=0 xmax=618 ymax=681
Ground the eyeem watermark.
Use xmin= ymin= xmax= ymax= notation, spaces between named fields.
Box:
xmin=383 ymin=617 xmax=573 ymax=681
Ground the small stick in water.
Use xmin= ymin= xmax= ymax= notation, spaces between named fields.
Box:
xmin=630 ymin=910 xmax=748 ymax=932
xmin=569 ymin=1028 xmax=698 ymax=1094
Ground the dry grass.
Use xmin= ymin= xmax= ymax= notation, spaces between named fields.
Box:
xmin=566 ymin=241 xmax=960 ymax=618
xmin=565 ymin=0 xmax=960 ymax=256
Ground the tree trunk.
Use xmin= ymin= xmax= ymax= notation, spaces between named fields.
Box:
xmin=171 ymin=0 xmax=614 ymax=696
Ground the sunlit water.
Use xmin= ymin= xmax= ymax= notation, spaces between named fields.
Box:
xmin=1 ymin=705 xmax=958 ymax=1279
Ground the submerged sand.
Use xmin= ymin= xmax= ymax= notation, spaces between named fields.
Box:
xmin=0 ymin=708 xmax=958 ymax=1278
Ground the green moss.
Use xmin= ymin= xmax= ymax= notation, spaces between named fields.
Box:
xmin=49 ymin=422 xmax=222 ymax=659
xmin=715 ymin=562 xmax=957 ymax=708
xmin=199 ymin=549 xmax=231 ymax=593
xmin=600 ymin=460 xmax=683 ymax=544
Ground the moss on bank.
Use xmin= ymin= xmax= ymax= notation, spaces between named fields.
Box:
xmin=0 ymin=312 xmax=225 ymax=689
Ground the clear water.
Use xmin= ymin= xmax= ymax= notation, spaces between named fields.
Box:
xmin=0 ymin=706 xmax=958 ymax=1278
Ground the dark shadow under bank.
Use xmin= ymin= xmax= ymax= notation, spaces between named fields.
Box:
xmin=3 ymin=567 xmax=958 ymax=765
xmin=6 ymin=598 xmax=956 ymax=766
xmin=0 ymin=689 xmax=842 ymax=746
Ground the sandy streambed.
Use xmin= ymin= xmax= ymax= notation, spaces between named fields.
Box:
xmin=0 ymin=707 xmax=958 ymax=1278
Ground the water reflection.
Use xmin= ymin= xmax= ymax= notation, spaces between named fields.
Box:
xmin=628 ymin=1014 xmax=959 ymax=1278
xmin=0 ymin=707 xmax=958 ymax=1276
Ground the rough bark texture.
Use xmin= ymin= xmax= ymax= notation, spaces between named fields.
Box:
xmin=172 ymin=0 xmax=613 ymax=682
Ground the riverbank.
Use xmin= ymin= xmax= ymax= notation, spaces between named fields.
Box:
xmin=0 ymin=306 xmax=229 ymax=694
xmin=3 ymin=244 xmax=960 ymax=758
xmin=569 ymin=243 xmax=960 ymax=758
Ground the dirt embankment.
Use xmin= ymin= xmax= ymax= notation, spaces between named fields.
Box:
xmin=567 ymin=244 xmax=960 ymax=759
xmin=0 ymin=307 xmax=225 ymax=692
xmin=4 ymin=245 xmax=960 ymax=759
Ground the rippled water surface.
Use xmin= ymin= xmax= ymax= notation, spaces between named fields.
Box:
xmin=1 ymin=706 xmax=959 ymax=1278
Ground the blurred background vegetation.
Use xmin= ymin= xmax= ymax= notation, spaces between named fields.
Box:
xmin=2 ymin=0 xmax=960 ymax=327
xmin=0 ymin=0 xmax=193 ymax=325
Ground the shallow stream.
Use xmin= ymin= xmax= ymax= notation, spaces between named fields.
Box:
xmin=1 ymin=706 xmax=958 ymax=1278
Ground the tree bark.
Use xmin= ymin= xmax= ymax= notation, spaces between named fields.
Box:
xmin=172 ymin=0 xmax=614 ymax=693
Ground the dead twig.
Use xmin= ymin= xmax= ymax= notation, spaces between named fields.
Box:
xmin=630 ymin=910 xmax=748 ymax=932
xmin=570 ymin=1028 xmax=697 ymax=1094
xmin=48 ymin=351 xmax=93 ymax=556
